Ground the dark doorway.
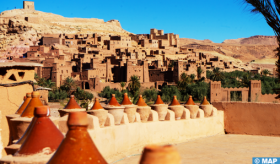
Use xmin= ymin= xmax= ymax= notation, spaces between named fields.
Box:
xmin=230 ymin=91 xmax=242 ymax=101
xmin=85 ymin=82 xmax=90 ymax=89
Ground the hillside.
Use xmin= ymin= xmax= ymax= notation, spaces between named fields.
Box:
xmin=179 ymin=36 xmax=278 ymax=64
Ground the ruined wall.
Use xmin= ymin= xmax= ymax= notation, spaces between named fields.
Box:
xmin=0 ymin=84 xmax=33 ymax=157
xmin=213 ymin=102 xmax=280 ymax=136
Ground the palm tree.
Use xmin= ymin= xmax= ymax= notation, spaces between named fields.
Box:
xmin=242 ymin=0 xmax=280 ymax=97
xmin=60 ymin=77 xmax=77 ymax=95
xmin=128 ymin=75 xmax=140 ymax=97
xmin=210 ymin=67 xmax=225 ymax=81
xmin=197 ymin=67 xmax=203 ymax=79
xmin=190 ymin=74 xmax=196 ymax=83
xmin=120 ymin=82 xmax=126 ymax=91
xmin=177 ymin=73 xmax=192 ymax=90
xmin=262 ymin=69 xmax=271 ymax=76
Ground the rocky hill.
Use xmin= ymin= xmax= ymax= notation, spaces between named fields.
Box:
xmin=179 ymin=36 xmax=278 ymax=64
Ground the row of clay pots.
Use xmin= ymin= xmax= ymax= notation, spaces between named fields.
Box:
xmin=88 ymin=93 xmax=215 ymax=126
xmin=3 ymin=106 xmax=181 ymax=164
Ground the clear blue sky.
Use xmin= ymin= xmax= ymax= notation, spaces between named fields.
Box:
xmin=0 ymin=0 xmax=275 ymax=43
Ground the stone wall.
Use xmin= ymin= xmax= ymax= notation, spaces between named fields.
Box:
xmin=213 ymin=102 xmax=280 ymax=136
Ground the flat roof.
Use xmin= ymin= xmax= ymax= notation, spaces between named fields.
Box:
xmin=0 ymin=62 xmax=42 ymax=68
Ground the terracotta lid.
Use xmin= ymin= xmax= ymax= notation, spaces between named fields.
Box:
xmin=170 ymin=96 xmax=181 ymax=106
xmin=20 ymin=92 xmax=44 ymax=117
xmin=23 ymin=96 xmax=26 ymax=100
xmin=67 ymin=112 xmax=88 ymax=126
xmin=108 ymin=94 xmax=121 ymax=106
xmin=185 ymin=95 xmax=196 ymax=105
xmin=64 ymin=95 xmax=82 ymax=109
xmin=90 ymin=98 xmax=104 ymax=110
xmin=16 ymin=93 xmax=32 ymax=114
xmin=47 ymin=111 xmax=107 ymax=164
xmin=16 ymin=106 xmax=64 ymax=155
xmin=121 ymin=93 xmax=133 ymax=105
xmin=140 ymin=145 xmax=181 ymax=164
xmin=136 ymin=95 xmax=148 ymax=106
xmin=201 ymin=96 xmax=210 ymax=105
xmin=154 ymin=95 xmax=164 ymax=105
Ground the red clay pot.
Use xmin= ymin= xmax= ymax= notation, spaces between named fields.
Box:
xmin=90 ymin=98 xmax=104 ymax=110
xmin=64 ymin=95 xmax=82 ymax=109
xmin=47 ymin=112 xmax=107 ymax=164
xmin=136 ymin=95 xmax=148 ymax=106
xmin=154 ymin=95 xmax=164 ymax=105
xmin=169 ymin=96 xmax=184 ymax=120
xmin=185 ymin=95 xmax=196 ymax=105
xmin=151 ymin=95 xmax=168 ymax=121
xmin=20 ymin=91 xmax=43 ymax=118
xmin=16 ymin=106 xmax=64 ymax=155
xmin=121 ymin=93 xmax=133 ymax=105
xmin=16 ymin=93 xmax=32 ymax=114
xmin=201 ymin=96 xmax=210 ymax=105
xmin=140 ymin=145 xmax=181 ymax=164
xmin=108 ymin=94 xmax=121 ymax=106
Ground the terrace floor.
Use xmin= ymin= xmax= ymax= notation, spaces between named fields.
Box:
xmin=113 ymin=134 xmax=280 ymax=164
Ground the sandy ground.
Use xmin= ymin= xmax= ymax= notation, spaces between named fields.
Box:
xmin=112 ymin=134 xmax=280 ymax=164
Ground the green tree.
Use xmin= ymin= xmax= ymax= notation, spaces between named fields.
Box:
xmin=120 ymin=82 xmax=126 ymax=91
xmin=190 ymin=74 xmax=196 ymax=83
xmin=177 ymin=73 xmax=192 ymax=90
xmin=210 ymin=67 xmax=225 ymax=81
xmin=160 ymin=85 xmax=181 ymax=103
xmin=242 ymin=0 xmax=280 ymax=98
xmin=197 ymin=67 xmax=203 ymax=79
xmin=142 ymin=88 xmax=158 ymax=103
xmin=262 ymin=69 xmax=270 ymax=76
xmin=74 ymin=87 xmax=94 ymax=100
xmin=128 ymin=75 xmax=140 ymax=97
xmin=60 ymin=77 xmax=77 ymax=95
xmin=49 ymin=88 xmax=68 ymax=102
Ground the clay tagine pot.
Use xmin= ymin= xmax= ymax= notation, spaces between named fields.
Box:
xmin=47 ymin=112 xmax=107 ymax=164
xmin=121 ymin=93 xmax=137 ymax=123
xmin=139 ymin=145 xmax=181 ymax=164
xmin=87 ymin=98 xmax=108 ymax=128
xmin=20 ymin=91 xmax=44 ymax=118
xmin=58 ymin=95 xmax=85 ymax=117
xmin=168 ymin=96 xmax=184 ymax=120
xmin=184 ymin=95 xmax=199 ymax=119
xmin=7 ymin=93 xmax=32 ymax=145
xmin=104 ymin=94 xmax=124 ymax=125
xmin=16 ymin=106 xmax=64 ymax=155
xmin=199 ymin=96 xmax=213 ymax=117
xmin=16 ymin=93 xmax=32 ymax=115
xmin=136 ymin=95 xmax=151 ymax=122
xmin=150 ymin=95 xmax=168 ymax=121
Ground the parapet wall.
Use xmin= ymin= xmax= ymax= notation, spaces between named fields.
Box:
xmin=85 ymin=110 xmax=224 ymax=162
xmin=212 ymin=102 xmax=280 ymax=136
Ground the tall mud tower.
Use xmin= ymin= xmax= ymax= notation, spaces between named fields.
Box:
xmin=23 ymin=1 xmax=35 ymax=10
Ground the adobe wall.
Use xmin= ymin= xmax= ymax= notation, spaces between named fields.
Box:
xmin=0 ymin=84 xmax=33 ymax=157
xmin=260 ymin=94 xmax=280 ymax=103
xmin=88 ymin=111 xmax=224 ymax=163
xmin=212 ymin=102 xmax=280 ymax=136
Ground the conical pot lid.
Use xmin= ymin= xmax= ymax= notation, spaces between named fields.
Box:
xmin=16 ymin=106 xmax=64 ymax=155
xmin=64 ymin=95 xmax=81 ymax=109
xmin=201 ymin=96 xmax=210 ymax=105
xmin=136 ymin=95 xmax=148 ymax=106
xmin=154 ymin=95 xmax=164 ymax=105
xmin=170 ymin=96 xmax=181 ymax=106
xmin=91 ymin=98 xmax=104 ymax=110
xmin=140 ymin=145 xmax=181 ymax=164
xmin=47 ymin=112 xmax=107 ymax=164
xmin=108 ymin=94 xmax=121 ymax=106
xmin=20 ymin=91 xmax=44 ymax=118
xmin=16 ymin=93 xmax=32 ymax=114
xmin=185 ymin=95 xmax=195 ymax=105
xmin=121 ymin=93 xmax=133 ymax=105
